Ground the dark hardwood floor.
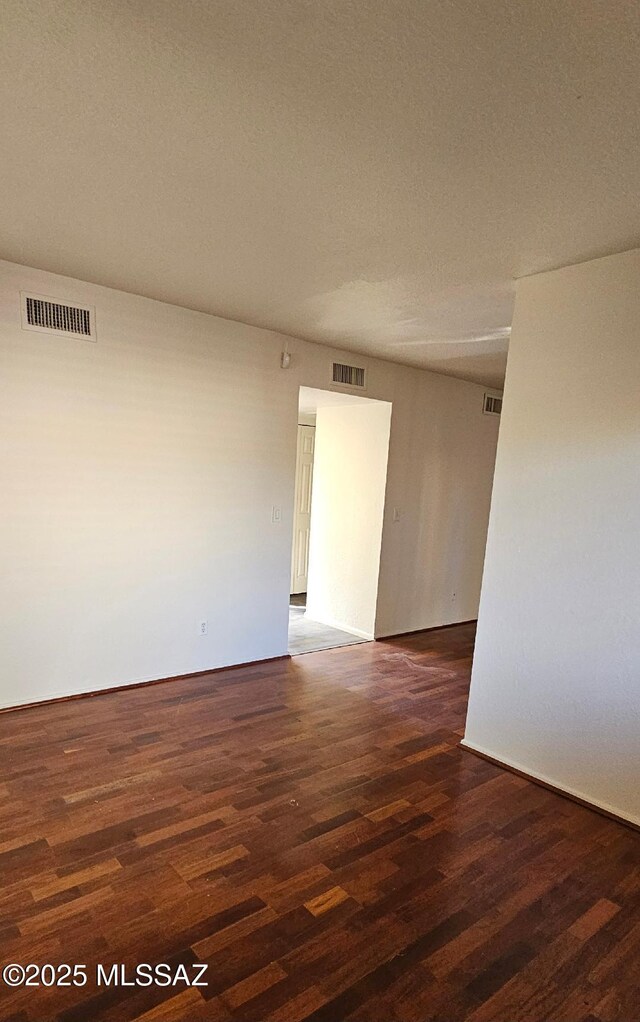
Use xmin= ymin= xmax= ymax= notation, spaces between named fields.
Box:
xmin=0 ymin=623 xmax=638 ymax=1021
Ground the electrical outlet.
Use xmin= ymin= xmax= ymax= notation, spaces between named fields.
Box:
xmin=199 ymin=620 xmax=208 ymax=636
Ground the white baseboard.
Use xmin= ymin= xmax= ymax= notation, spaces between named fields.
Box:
xmin=460 ymin=738 xmax=640 ymax=829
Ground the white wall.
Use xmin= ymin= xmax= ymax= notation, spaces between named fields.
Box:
xmin=375 ymin=372 xmax=500 ymax=636
xmin=306 ymin=401 xmax=392 ymax=638
xmin=0 ymin=258 xmax=499 ymax=709
xmin=464 ymin=248 xmax=640 ymax=827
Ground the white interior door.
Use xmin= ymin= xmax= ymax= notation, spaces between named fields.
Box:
xmin=290 ymin=424 xmax=315 ymax=594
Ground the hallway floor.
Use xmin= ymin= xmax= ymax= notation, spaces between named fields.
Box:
xmin=288 ymin=594 xmax=368 ymax=655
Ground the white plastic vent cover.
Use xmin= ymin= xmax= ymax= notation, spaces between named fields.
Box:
xmin=483 ymin=393 xmax=503 ymax=416
xmin=21 ymin=293 xmax=96 ymax=340
xmin=332 ymin=361 xmax=366 ymax=389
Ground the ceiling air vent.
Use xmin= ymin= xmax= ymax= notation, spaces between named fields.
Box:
xmin=332 ymin=361 xmax=366 ymax=389
xmin=483 ymin=393 xmax=503 ymax=416
xmin=21 ymin=293 xmax=96 ymax=340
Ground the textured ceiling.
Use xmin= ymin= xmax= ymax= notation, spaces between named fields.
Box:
xmin=1 ymin=0 xmax=639 ymax=388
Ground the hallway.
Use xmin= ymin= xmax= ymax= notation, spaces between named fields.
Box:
xmin=288 ymin=593 xmax=368 ymax=655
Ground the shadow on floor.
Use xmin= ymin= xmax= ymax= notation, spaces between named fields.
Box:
xmin=288 ymin=594 xmax=368 ymax=656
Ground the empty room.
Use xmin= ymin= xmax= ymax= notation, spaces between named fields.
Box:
xmin=0 ymin=2 xmax=638 ymax=1021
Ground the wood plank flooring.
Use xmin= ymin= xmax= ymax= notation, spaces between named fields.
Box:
xmin=0 ymin=624 xmax=638 ymax=1021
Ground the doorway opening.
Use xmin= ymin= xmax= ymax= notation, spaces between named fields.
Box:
xmin=288 ymin=386 xmax=392 ymax=655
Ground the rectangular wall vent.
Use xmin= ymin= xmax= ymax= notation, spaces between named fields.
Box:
xmin=21 ymin=293 xmax=96 ymax=340
xmin=483 ymin=393 xmax=503 ymax=416
xmin=332 ymin=361 xmax=366 ymax=389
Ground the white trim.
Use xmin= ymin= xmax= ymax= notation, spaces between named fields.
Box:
xmin=460 ymin=738 xmax=640 ymax=829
